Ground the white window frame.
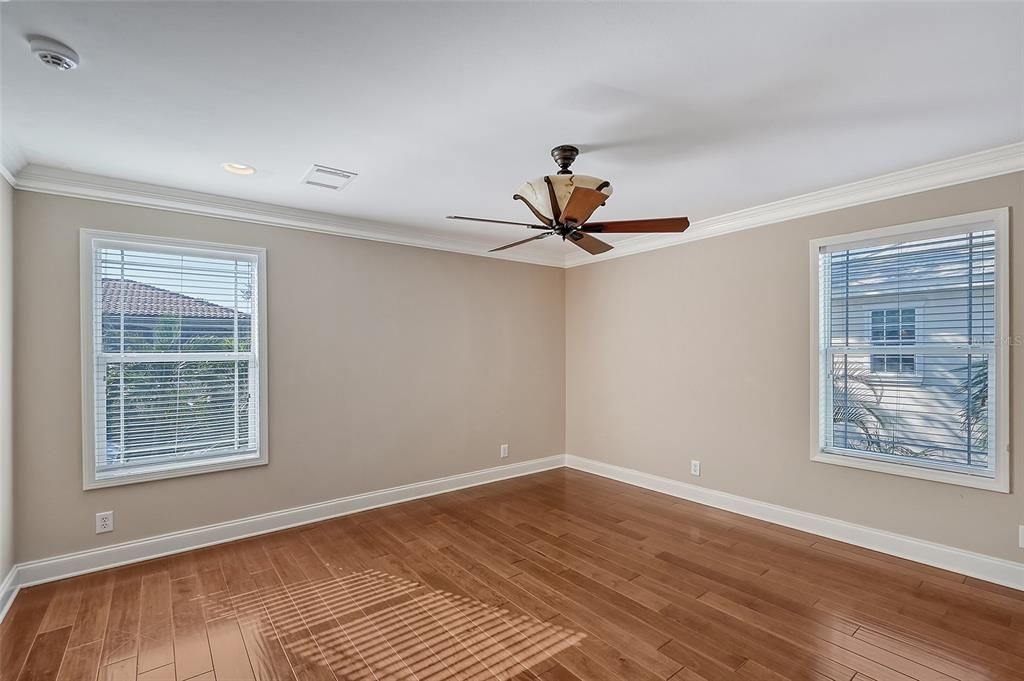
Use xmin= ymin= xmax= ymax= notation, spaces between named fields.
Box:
xmin=80 ymin=229 xmax=269 ymax=489
xmin=808 ymin=208 xmax=1010 ymax=493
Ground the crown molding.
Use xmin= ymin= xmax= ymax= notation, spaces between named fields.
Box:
xmin=0 ymin=164 xmax=15 ymax=188
xmin=564 ymin=142 xmax=1024 ymax=267
xmin=12 ymin=165 xmax=566 ymax=268
xmin=10 ymin=142 xmax=1023 ymax=270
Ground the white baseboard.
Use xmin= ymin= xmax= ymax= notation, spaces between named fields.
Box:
xmin=0 ymin=566 xmax=18 ymax=623
xmin=3 ymin=452 xmax=1018 ymax=627
xmin=11 ymin=455 xmax=565 ymax=591
xmin=565 ymin=455 xmax=1024 ymax=590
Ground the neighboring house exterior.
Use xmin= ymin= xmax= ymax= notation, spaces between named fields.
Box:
xmin=100 ymin=278 xmax=251 ymax=352
xmin=99 ymin=278 xmax=253 ymax=466
xmin=826 ymin=235 xmax=994 ymax=471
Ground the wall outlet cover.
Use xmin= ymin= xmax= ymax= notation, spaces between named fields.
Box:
xmin=96 ymin=511 xmax=114 ymax=534
xmin=690 ymin=460 xmax=701 ymax=476
xmin=500 ymin=444 xmax=509 ymax=459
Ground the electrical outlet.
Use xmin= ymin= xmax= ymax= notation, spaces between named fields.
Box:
xmin=690 ymin=460 xmax=701 ymax=476
xmin=500 ymin=444 xmax=509 ymax=459
xmin=1019 ymin=525 xmax=1024 ymax=549
xmin=96 ymin=511 xmax=114 ymax=534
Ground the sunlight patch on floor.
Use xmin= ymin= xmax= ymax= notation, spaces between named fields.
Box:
xmin=223 ymin=568 xmax=585 ymax=679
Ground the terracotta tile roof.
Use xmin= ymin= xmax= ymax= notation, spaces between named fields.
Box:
xmin=101 ymin=279 xmax=247 ymax=319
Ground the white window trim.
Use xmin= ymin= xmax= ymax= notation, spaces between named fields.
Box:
xmin=808 ymin=208 xmax=1010 ymax=493
xmin=80 ymin=229 xmax=269 ymax=489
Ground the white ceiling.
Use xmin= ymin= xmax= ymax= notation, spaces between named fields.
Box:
xmin=2 ymin=2 xmax=1022 ymax=262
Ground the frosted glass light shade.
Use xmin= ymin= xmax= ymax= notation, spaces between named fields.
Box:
xmin=514 ymin=174 xmax=613 ymax=225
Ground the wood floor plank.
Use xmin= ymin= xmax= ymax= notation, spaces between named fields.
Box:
xmin=230 ymin=589 xmax=297 ymax=681
xmin=817 ymin=592 xmax=1024 ymax=667
xmin=286 ymin=537 xmax=333 ymax=583
xmin=100 ymin=575 xmax=142 ymax=666
xmin=397 ymin=555 xmax=547 ymax=680
xmin=197 ymin=568 xmax=228 ymax=598
xmin=54 ymin=642 xmax=103 ymax=681
xmin=699 ymin=590 xmax=936 ymax=681
xmin=166 ymin=553 xmax=196 ymax=582
xmin=816 ymin=600 xmax=1024 ymax=679
xmin=510 ymin=569 xmax=680 ymax=679
xmin=38 ymin=581 xmax=84 ymax=634
xmin=297 ymin=581 xmax=384 ymax=681
xmin=1 ymin=584 xmax=59 ymax=681
xmin=137 ymin=572 xmax=173 ymax=674
xmin=136 ymin=664 xmax=175 ymax=681
xmin=96 ymin=657 xmax=136 ymax=681
xmin=853 ymin=627 xmax=1002 ymax=681
xmin=170 ymin=576 xmax=212 ymax=681
xmin=240 ymin=541 xmax=275 ymax=575
xmin=343 ymin=534 xmax=532 ymax=680
xmin=207 ymin=616 xmax=257 ymax=681
xmin=256 ymin=583 xmax=336 ymax=681
xmin=15 ymin=626 xmax=72 ymax=681
xmin=5 ymin=469 xmax=1023 ymax=681
xmin=394 ymin=587 xmax=507 ymax=680
xmin=358 ymin=531 xmax=542 ymax=680
xmin=220 ymin=551 xmax=258 ymax=597
xmin=266 ymin=547 xmax=307 ymax=587
xmin=67 ymin=575 xmax=115 ymax=650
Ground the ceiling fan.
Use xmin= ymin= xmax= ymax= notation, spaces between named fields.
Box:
xmin=447 ymin=145 xmax=690 ymax=255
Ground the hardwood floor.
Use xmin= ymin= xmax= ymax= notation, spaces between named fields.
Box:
xmin=2 ymin=468 xmax=1023 ymax=681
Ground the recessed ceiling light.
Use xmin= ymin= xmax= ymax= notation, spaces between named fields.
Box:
xmin=222 ymin=162 xmax=256 ymax=176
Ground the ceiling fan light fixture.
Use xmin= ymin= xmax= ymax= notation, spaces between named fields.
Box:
xmin=447 ymin=144 xmax=688 ymax=257
xmin=514 ymin=174 xmax=613 ymax=225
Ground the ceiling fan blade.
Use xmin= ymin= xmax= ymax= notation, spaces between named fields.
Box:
xmin=489 ymin=231 xmax=556 ymax=252
xmin=567 ymin=231 xmax=614 ymax=255
xmin=559 ymin=187 xmax=609 ymax=226
xmin=447 ymin=215 xmax=550 ymax=229
xmin=582 ymin=217 xmax=690 ymax=233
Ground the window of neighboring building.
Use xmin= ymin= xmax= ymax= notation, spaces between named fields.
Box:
xmin=81 ymin=231 xmax=267 ymax=488
xmin=810 ymin=209 xmax=1009 ymax=492
xmin=869 ymin=308 xmax=916 ymax=374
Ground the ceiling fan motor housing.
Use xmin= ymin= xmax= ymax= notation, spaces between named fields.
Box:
xmin=551 ymin=145 xmax=580 ymax=174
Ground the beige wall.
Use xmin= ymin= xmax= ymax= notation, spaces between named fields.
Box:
xmin=566 ymin=172 xmax=1024 ymax=562
xmin=13 ymin=192 xmax=566 ymax=562
xmin=11 ymin=173 xmax=1024 ymax=566
xmin=0 ymin=179 xmax=12 ymax=577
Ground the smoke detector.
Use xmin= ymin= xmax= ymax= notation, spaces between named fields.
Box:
xmin=29 ymin=37 xmax=79 ymax=71
xmin=302 ymin=164 xmax=357 ymax=191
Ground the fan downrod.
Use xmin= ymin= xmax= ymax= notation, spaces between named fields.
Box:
xmin=551 ymin=145 xmax=579 ymax=175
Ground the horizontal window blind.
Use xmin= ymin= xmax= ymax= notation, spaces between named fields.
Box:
xmin=819 ymin=228 xmax=997 ymax=476
xmin=89 ymin=239 xmax=262 ymax=483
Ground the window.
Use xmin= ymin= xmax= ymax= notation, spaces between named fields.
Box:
xmin=810 ymin=209 xmax=1009 ymax=492
xmin=870 ymin=308 xmax=916 ymax=374
xmin=81 ymin=231 xmax=267 ymax=488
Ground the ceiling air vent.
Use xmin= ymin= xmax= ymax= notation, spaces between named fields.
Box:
xmin=302 ymin=164 xmax=357 ymax=191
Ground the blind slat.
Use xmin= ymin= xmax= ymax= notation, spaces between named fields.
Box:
xmin=820 ymin=228 xmax=996 ymax=475
xmin=93 ymin=242 xmax=261 ymax=480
